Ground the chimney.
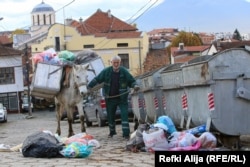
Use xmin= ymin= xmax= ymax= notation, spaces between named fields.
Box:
xmin=179 ymin=43 xmax=184 ymax=50
xmin=65 ymin=18 xmax=73 ymax=26
xmin=107 ymin=9 xmax=111 ymax=18
xmin=79 ymin=17 xmax=83 ymax=23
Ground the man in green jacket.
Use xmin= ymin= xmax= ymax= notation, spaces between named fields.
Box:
xmin=87 ymin=55 xmax=140 ymax=139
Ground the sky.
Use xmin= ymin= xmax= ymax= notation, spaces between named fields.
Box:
xmin=0 ymin=0 xmax=250 ymax=34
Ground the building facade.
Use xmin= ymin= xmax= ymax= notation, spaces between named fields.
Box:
xmin=30 ymin=9 xmax=149 ymax=76
xmin=0 ymin=45 xmax=24 ymax=113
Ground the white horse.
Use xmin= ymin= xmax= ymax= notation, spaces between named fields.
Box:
xmin=55 ymin=63 xmax=89 ymax=137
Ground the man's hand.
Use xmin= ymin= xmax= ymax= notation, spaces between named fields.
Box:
xmin=134 ymin=85 xmax=140 ymax=92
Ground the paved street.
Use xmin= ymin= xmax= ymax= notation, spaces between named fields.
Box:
xmin=0 ymin=110 xmax=154 ymax=167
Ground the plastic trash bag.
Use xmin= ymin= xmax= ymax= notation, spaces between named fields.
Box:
xmin=142 ymin=127 xmax=169 ymax=151
xmin=197 ymin=132 xmax=217 ymax=149
xmin=58 ymin=50 xmax=75 ymax=61
xmin=167 ymin=131 xmax=199 ymax=150
xmin=153 ymin=115 xmax=177 ymax=134
xmin=60 ymin=142 xmax=93 ymax=158
xmin=63 ymin=133 xmax=94 ymax=145
xmin=185 ymin=124 xmax=206 ymax=135
xmin=74 ymin=49 xmax=99 ymax=65
xmin=22 ymin=131 xmax=63 ymax=158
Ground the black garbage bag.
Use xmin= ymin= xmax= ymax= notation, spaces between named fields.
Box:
xmin=22 ymin=131 xmax=63 ymax=158
xmin=74 ymin=49 xmax=99 ymax=64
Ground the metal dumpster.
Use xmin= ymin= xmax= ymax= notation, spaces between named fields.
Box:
xmin=180 ymin=48 xmax=250 ymax=136
xmin=160 ymin=63 xmax=185 ymax=129
xmin=30 ymin=63 xmax=63 ymax=99
xmin=131 ymin=76 xmax=147 ymax=123
xmin=137 ymin=67 xmax=167 ymax=123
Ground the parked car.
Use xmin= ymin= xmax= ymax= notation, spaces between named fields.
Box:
xmin=21 ymin=95 xmax=33 ymax=113
xmin=0 ymin=103 xmax=7 ymax=123
xmin=83 ymin=88 xmax=134 ymax=127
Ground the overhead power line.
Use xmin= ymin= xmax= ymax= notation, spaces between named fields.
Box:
xmin=95 ymin=0 xmax=160 ymax=49
xmin=126 ymin=0 xmax=153 ymax=23
xmin=129 ymin=0 xmax=159 ymax=24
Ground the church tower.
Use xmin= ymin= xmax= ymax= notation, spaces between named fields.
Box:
xmin=30 ymin=1 xmax=55 ymax=37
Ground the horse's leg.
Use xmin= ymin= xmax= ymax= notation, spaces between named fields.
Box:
xmin=76 ymin=102 xmax=86 ymax=133
xmin=67 ymin=105 xmax=75 ymax=137
xmin=55 ymin=101 xmax=61 ymax=136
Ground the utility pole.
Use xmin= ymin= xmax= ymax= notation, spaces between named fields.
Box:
xmin=62 ymin=0 xmax=75 ymax=50
xmin=138 ymin=40 xmax=142 ymax=74
xmin=25 ymin=44 xmax=32 ymax=117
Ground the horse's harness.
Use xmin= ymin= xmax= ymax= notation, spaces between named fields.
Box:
xmin=74 ymin=81 xmax=88 ymax=89
xmin=48 ymin=63 xmax=95 ymax=90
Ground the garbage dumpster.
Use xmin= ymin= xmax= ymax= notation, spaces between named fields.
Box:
xmin=131 ymin=76 xmax=147 ymax=123
xmin=180 ymin=48 xmax=250 ymax=136
xmin=160 ymin=63 xmax=185 ymax=129
xmin=137 ymin=67 xmax=167 ymax=123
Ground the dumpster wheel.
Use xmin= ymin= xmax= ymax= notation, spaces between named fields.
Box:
xmin=239 ymin=135 xmax=250 ymax=150
xmin=214 ymin=132 xmax=241 ymax=150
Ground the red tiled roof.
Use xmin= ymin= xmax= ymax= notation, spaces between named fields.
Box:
xmin=76 ymin=9 xmax=138 ymax=36
xmin=217 ymin=41 xmax=250 ymax=51
xmin=0 ymin=45 xmax=22 ymax=56
xmin=95 ymin=31 xmax=142 ymax=38
xmin=0 ymin=35 xmax=12 ymax=45
xmin=70 ymin=20 xmax=81 ymax=27
xmin=174 ymin=55 xmax=197 ymax=63
xmin=171 ymin=45 xmax=210 ymax=56
xmin=147 ymin=28 xmax=178 ymax=35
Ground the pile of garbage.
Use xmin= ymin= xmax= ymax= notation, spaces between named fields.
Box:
xmin=126 ymin=115 xmax=217 ymax=152
xmin=3 ymin=130 xmax=101 ymax=158
xmin=31 ymin=48 xmax=76 ymax=68
xmin=31 ymin=48 xmax=99 ymax=68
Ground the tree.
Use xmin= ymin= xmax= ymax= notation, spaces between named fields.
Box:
xmin=10 ymin=29 xmax=27 ymax=41
xmin=166 ymin=31 xmax=203 ymax=57
xmin=170 ymin=31 xmax=202 ymax=46
xmin=232 ymin=29 xmax=242 ymax=41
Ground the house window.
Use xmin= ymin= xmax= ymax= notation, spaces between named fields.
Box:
xmin=83 ymin=44 xmax=94 ymax=48
xmin=0 ymin=67 xmax=15 ymax=85
xmin=0 ymin=92 xmax=18 ymax=111
xmin=118 ymin=54 xmax=129 ymax=69
xmin=117 ymin=43 xmax=128 ymax=47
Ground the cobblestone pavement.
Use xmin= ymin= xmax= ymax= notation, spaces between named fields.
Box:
xmin=0 ymin=110 xmax=154 ymax=167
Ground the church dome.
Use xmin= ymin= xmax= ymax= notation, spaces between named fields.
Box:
xmin=31 ymin=1 xmax=54 ymax=13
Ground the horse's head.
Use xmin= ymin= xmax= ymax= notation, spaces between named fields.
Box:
xmin=72 ymin=64 xmax=89 ymax=96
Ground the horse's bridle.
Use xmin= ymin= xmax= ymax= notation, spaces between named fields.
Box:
xmin=74 ymin=82 xmax=88 ymax=89
xmin=73 ymin=65 xmax=94 ymax=89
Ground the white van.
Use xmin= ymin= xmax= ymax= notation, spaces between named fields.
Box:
xmin=0 ymin=103 xmax=7 ymax=122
